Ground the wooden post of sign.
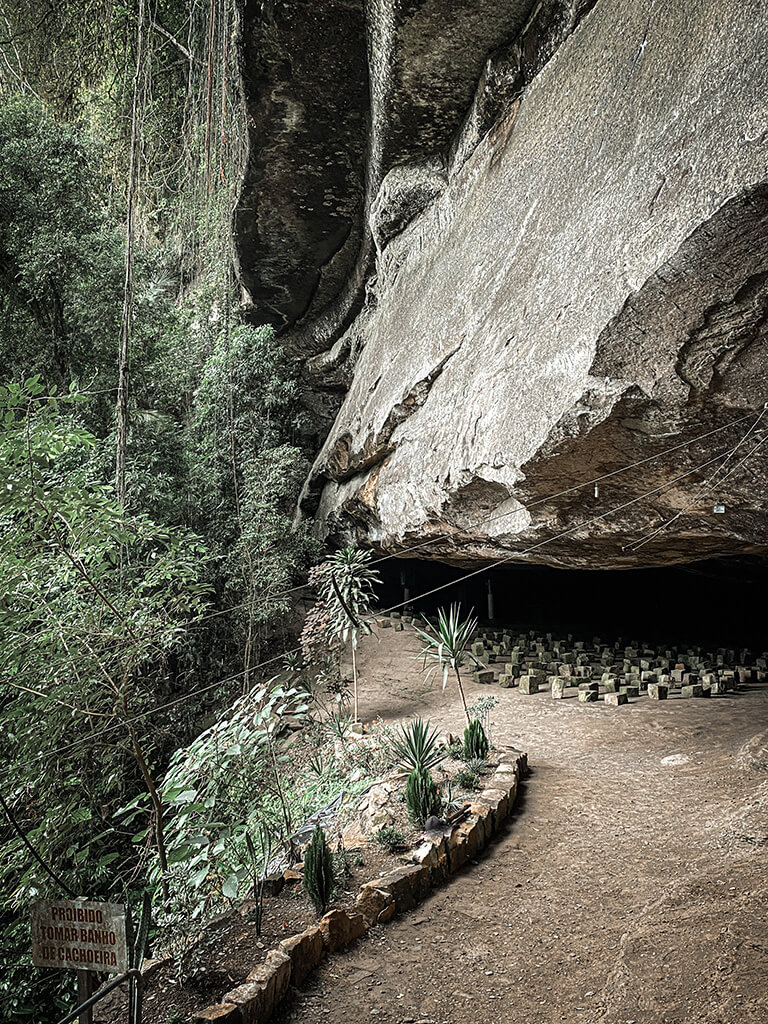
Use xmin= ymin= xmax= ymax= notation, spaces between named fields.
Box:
xmin=77 ymin=970 xmax=93 ymax=1024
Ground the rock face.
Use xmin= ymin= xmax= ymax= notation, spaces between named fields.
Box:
xmin=235 ymin=0 xmax=768 ymax=568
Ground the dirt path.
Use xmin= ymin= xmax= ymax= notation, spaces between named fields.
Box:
xmin=273 ymin=627 xmax=768 ymax=1024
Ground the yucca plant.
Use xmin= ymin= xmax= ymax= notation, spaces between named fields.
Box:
xmin=319 ymin=547 xmax=381 ymax=724
xmin=413 ymin=603 xmax=477 ymax=726
xmin=303 ymin=824 xmax=334 ymax=914
xmin=390 ymin=716 xmax=444 ymax=774
xmin=462 ymin=719 xmax=489 ymax=761
xmin=404 ymin=766 xmax=442 ymax=824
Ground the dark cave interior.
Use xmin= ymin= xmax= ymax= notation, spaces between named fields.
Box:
xmin=376 ymin=556 xmax=768 ymax=651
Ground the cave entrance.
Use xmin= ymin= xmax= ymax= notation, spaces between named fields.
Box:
xmin=377 ymin=556 xmax=768 ymax=651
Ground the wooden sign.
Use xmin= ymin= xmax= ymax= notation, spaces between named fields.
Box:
xmin=31 ymin=898 xmax=128 ymax=974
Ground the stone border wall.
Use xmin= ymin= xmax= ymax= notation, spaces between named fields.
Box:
xmin=192 ymin=746 xmax=527 ymax=1023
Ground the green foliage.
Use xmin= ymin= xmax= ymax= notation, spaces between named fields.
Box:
xmin=466 ymin=757 xmax=488 ymax=776
xmin=0 ymin=381 xmax=212 ymax=1021
xmin=317 ymin=548 xmax=381 ymax=645
xmin=467 ymin=694 xmax=499 ymax=746
xmin=462 ymin=720 xmax=489 ymax=762
xmin=374 ymin=826 xmax=407 ymax=853
xmin=413 ymin=604 xmax=477 ymax=723
xmin=301 ymin=547 xmax=381 ymax=720
xmin=0 ymin=98 xmax=122 ymax=399
xmin=303 ymin=825 xmax=334 ymax=915
xmin=188 ymin=322 xmax=313 ymax=672
xmin=404 ymin=767 xmax=442 ymax=825
xmin=454 ymin=767 xmax=480 ymax=791
xmin=0 ymin=11 xmax=310 ymax=1019
xmin=390 ymin=717 xmax=444 ymax=775
xmin=137 ymin=681 xmax=308 ymax=918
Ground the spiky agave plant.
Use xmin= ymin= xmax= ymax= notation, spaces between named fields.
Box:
xmin=413 ymin=603 xmax=477 ymax=726
xmin=390 ymin=716 xmax=444 ymax=774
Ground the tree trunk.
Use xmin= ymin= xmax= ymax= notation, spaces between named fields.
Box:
xmin=352 ymin=639 xmax=358 ymax=723
xmin=455 ymin=668 xmax=470 ymax=727
xmin=115 ymin=0 xmax=145 ymax=506
xmin=127 ymin=724 xmax=169 ymax=898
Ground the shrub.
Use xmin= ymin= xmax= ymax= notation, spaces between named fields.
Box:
xmin=390 ymin=717 xmax=443 ymax=774
xmin=466 ymin=756 xmax=488 ymax=776
xmin=454 ymin=767 xmax=479 ymax=790
xmin=446 ymin=739 xmax=464 ymax=760
xmin=462 ymin=719 xmax=489 ymax=761
xmin=374 ymin=826 xmax=407 ymax=852
xmin=404 ymin=767 xmax=442 ymax=824
xmin=303 ymin=825 xmax=334 ymax=914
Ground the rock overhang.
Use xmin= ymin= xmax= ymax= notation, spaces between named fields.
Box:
xmin=234 ymin=0 xmax=768 ymax=569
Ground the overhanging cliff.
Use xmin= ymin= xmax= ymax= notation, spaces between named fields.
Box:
xmin=235 ymin=0 xmax=768 ymax=568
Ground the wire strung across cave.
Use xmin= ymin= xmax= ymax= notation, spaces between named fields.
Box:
xmin=4 ymin=419 xmax=766 ymax=780
xmin=624 ymin=407 xmax=768 ymax=552
xmin=171 ymin=406 xmax=768 ymax=629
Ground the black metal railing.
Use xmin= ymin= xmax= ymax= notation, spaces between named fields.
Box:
xmin=55 ymin=969 xmax=143 ymax=1024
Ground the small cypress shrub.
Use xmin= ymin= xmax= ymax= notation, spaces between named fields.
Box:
xmin=462 ymin=719 xmax=489 ymax=761
xmin=303 ymin=824 xmax=334 ymax=914
xmin=404 ymin=766 xmax=442 ymax=824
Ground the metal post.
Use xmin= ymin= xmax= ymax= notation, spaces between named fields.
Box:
xmin=487 ymin=578 xmax=495 ymax=624
xmin=401 ymin=569 xmax=410 ymax=606
xmin=77 ymin=970 xmax=93 ymax=1024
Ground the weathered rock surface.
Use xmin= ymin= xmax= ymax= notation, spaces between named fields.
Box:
xmin=237 ymin=0 xmax=768 ymax=568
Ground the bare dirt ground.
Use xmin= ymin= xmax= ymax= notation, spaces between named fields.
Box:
xmin=273 ymin=625 xmax=768 ymax=1024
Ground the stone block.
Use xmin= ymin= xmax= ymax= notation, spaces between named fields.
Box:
xmin=620 ymin=685 xmax=640 ymax=698
xmin=374 ymin=864 xmax=430 ymax=910
xmin=681 ymin=683 xmax=704 ymax=698
xmin=550 ymin=677 xmax=566 ymax=698
xmin=356 ymin=884 xmax=394 ymax=926
xmin=192 ymin=1006 xmax=240 ymax=1024
xmin=578 ymin=681 xmax=599 ymax=692
xmin=519 ymin=676 xmax=539 ymax=694
xmin=469 ymin=801 xmax=494 ymax=843
xmin=471 ymin=641 xmax=485 ymax=658
xmin=604 ymin=692 xmax=628 ymax=706
xmin=478 ymin=787 xmax=510 ymax=827
xmin=456 ymin=817 xmax=485 ymax=860
xmin=474 ymin=669 xmax=495 ymax=684
xmin=279 ymin=926 xmax=324 ymax=985
xmin=602 ymin=678 xmax=618 ymax=693
xmin=498 ymin=673 xmax=515 ymax=688
xmin=648 ymin=683 xmax=668 ymax=700
xmin=578 ymin=689 xmax=599 ymax=703
xmin=319 ymin=909 xmax=366 ymax=952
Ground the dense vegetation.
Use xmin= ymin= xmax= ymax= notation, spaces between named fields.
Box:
xmin=0 ymin=3 xmax=317 ymax=1018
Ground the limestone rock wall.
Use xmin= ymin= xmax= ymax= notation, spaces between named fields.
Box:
xmin=236 ymin=0 xmax=768 ymax=568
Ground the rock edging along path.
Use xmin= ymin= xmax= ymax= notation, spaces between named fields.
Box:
xmin=191 ymin=747 xmax=528 ymax=1023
